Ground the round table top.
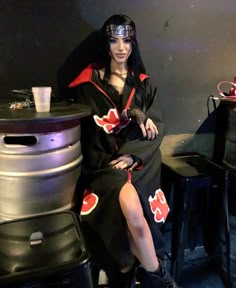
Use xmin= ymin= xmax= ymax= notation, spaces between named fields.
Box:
xmin=0 ymin=102 xmax=91 ymax=123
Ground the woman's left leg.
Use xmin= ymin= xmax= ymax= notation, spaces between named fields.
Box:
xmin=119 ymin=182 xmax=159 ymax=272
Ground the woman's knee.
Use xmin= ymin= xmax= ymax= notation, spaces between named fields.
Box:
xmin=119 ymin=183 xmax=144 ymax=228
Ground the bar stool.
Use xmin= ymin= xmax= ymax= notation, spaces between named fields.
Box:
xmin=161 ymin=153 xmax=230 ymax=285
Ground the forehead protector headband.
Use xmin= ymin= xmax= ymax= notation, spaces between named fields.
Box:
xmin=106 ymin=24 xmax=135 ymax=38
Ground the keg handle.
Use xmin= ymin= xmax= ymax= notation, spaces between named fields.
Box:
xmin=30 ymin=231 xmax=44 ymax=246
xmin=3 ymin=136 xmax=38 ymax=146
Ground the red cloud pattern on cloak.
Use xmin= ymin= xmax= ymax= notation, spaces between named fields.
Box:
xmin=93 ymin=108 xmax=130 ymax=134
xmin=149 ymin=189 xmax=170 ymax=223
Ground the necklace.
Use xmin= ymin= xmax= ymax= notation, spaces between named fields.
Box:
xmin=110 ymin=71 xmax=128 ymax=82
xmin=111 ymin=71 xmax=128 ymax=76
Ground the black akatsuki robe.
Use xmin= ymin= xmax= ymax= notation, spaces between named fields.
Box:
xmin=69 ymin=64 xmax=169 ymax=271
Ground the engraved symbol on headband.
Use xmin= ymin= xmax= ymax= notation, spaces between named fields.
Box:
xmin=115 ymin=25 xmax=126 ymax=36
xmin=106 ymin=24 xmax=135 ymax=37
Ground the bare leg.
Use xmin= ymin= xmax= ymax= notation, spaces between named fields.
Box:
xmin=119 ymin=182 xmax=159 ymax=272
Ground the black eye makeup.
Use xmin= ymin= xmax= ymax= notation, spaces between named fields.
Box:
xmin=108 ymin=37 xmax=131 ymax=44
xmin=108 ymin=37 xmax=117 ymax=44
xmin=124 ymin=37 xmax=131 ymax=43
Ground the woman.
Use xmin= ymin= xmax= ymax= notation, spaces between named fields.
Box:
xmin=69 ymin=14 xmax=179 ymax=288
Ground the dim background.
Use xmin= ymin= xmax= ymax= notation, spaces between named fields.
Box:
xmin=0 ymin=0 xmax=235 ymax=155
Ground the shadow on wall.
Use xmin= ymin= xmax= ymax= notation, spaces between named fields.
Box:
xmin=200 ymin=98 xmax=228 ymax=164
xmin=0 ymin=1 xmax=99 ymax=103
xmin=57 ymin=29 xmax=105 ymax=101
xmin=160 ymin=97 xmax=228 ymax=159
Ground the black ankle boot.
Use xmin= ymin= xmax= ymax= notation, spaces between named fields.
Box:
xmin=139 ymin=260 xmax=180 ymax=288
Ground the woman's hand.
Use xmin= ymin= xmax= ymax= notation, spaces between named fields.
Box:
xmin=140 ymin=118 xmax=159 ymax=140
xmin=109 ymin=154 xmax=140 ymax=171
xmin=121 ymin=108 xmax=159 ymax=140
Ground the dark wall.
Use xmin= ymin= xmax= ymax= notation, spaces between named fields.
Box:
xmin=0 ymin=0 xmax=235 ymax=134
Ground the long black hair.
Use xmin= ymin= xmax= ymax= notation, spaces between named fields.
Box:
xmin=101 ymin=14 xmax=147 ymax=108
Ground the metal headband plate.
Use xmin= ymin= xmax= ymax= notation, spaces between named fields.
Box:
xmin=106 ymin=24 xmax=135 ymax=37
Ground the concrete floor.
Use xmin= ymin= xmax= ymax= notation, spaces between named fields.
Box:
xmin=169 ymin=247 xmax=225 ymax=288
xmin=162 ymin=221 xmax=227 ymax=288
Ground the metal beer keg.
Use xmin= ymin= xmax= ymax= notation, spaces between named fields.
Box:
xmin=0 ymin=103 xmax=91 ymax=221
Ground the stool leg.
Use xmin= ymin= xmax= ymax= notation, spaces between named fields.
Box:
xmin=171 ymin=178 xmax=191 ymax=283
xmin=170 ymin=180 xmax=181 ymax=280
xmin=222 ymin=170 xmax=231 ymax=286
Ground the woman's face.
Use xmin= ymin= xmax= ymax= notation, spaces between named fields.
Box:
xmin=109 ymin=35 xmax=132 ymax=65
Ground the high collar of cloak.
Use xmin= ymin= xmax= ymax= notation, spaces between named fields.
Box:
xmin=69 ymin=64 xmax=149 ymax=88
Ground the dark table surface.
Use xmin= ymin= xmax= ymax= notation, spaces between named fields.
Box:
xmin=0 ymin=102 xmax=91 ymax=123
xmin=0 ymin=102 xmax=92 ymax=133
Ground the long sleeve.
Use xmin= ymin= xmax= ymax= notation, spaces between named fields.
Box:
xmin=117 ymin=78 xmax=165 ymax=166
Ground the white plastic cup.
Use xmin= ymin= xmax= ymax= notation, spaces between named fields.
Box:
xmin=32 ymin=86 xmax=52 ymax=112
